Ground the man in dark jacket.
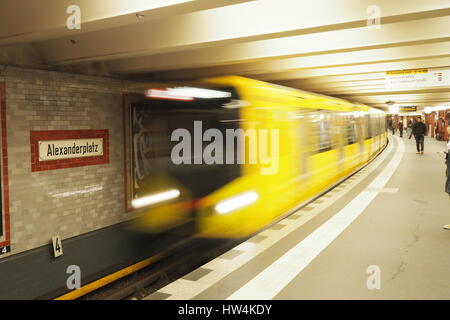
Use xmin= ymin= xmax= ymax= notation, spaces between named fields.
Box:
xmin=398 ymin=121 xmax=404 ymax=137
xmin=409 ymin=117 xmax=427 ymax=154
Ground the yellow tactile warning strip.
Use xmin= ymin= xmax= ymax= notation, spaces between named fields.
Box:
xmin=54 ymin=252 xmax=165 ymax=300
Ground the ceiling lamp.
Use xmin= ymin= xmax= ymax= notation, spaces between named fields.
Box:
xmin=389 ymin=106 xmax=399 ymax=114
xmin=423 ymin=106 xmax=432 ymax=114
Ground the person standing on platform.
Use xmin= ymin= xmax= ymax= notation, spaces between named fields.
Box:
xmin=389 ymin=119 xmax=395 ymax=135
xmin=398 ymin=122 xmax=404 ymax=137
xmin=443 ymin=127 xmax=450 ymax=230
xmin=409 ymin=117 xmax=427 ymax=154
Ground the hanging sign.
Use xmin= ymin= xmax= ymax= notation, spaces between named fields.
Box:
xmin=385 ymin=68 xmax=450 ymax=89
xmin=399 ymin=106 xmax=417 ymax=112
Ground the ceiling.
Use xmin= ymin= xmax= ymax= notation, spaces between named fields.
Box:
xmin=1 ymin=0 xmax=449 ymax=111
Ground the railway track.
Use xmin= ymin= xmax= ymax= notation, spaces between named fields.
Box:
xmin=79 ymin=237 xmax=241 ymax=300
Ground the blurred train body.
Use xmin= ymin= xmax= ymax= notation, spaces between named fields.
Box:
xmin=128 ymin=76 xmax=387 ymax=238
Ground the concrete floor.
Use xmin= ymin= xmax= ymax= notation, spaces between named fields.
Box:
xmin=275 ymin=135 xmax=450 ymax=299
xmin=146 ymin=134 xmax=450 ymax=300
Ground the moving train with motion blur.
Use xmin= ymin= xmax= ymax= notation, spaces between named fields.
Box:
xmin=128 ymin=76 xmax=387 ymax=238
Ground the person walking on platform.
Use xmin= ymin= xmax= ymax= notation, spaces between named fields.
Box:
xmin=409 ymin=117 xmax=427 ymax=154
xmin=443 ymin=127 xmax=450 ymax=230
xmin=398 ymin=122 xmax=404 ymax=138
xmin=407 ymin=119 xmax=413 ymax=136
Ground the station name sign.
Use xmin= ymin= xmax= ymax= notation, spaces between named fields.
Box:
xmin=39 ymin=139 xmax=103 ymax=161
xmin=30 ymin=130 xmax=109 ymax=172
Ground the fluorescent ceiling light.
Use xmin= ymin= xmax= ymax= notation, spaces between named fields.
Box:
xmin=145 ymin=89 xmax=193 ymax=101
xmin=389 ymin=106 xmax=399 ymax=114
xmin=145 ymin=87 xmax=231 ymax=100
xmin=368 ymin=108 xmax=384 ymax=115
xmin=214 ymin=191 xmax=258 ymax=214
xmin=132 ymin=189 xmax=180 ymax=208
xmin=168 ymin=87 xmax=232 ymax=99
xmin=120 ymin=0 xmax=194 ymax=16
xmin=431 ymin=106 xmax=449 ymax=112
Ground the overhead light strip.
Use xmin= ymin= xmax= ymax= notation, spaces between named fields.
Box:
xmin=145 ymin=87 xmax=231 ymax=100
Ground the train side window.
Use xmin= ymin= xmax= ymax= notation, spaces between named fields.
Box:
xmin=327 ymin=112 xmax=340 ymax=150
xmin=365 ymin=114 xmax=372 ymax=139
xmin=371 ymin=116 xmax=378 ymax=137
xmin=355 ymin=116 xmax=364 ymax=142
xmin=307 ymin=110 xmax=331 ymax=153
xmin=346 ymin=115 xmax=357 ymax=145
xmin=376 ymin=115 xmax=382 ymax=135
xmin=318 ymin=111 xmax=332 ymax=152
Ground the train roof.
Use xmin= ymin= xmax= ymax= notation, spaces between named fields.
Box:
xmin=203 ymin=75 xmax=384 ymax=113
xmin=132 ymin=75 xmax=384 ymax=114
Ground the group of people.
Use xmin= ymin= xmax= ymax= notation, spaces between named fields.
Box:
xmin=390 ymin=117 xmax=427 ymax=154
xmin=394 ymin=116 xmax=449 ymax=230
xmin=389 ymin=119 xmax=413 ymax=138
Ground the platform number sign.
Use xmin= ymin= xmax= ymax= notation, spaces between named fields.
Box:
xmin=0 ymin=246 xmax=10 ymax=256
xmin=52 ymin=236 xmax=63 ymax=258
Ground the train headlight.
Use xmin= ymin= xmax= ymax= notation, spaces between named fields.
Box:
xmin=131 ymin=189 xmax=181 ymax=208
xmin=214 ymin=191 xmax=259 ymax=214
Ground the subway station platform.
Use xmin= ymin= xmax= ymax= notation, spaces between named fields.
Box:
xmin=2 ymin=1 xmax=450 ymax=302
xmin=145 ymin=134 xmax=450 ymax=300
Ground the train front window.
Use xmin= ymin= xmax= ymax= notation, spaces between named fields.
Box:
xmin=130 ymin=88 xmax=241 ymax=200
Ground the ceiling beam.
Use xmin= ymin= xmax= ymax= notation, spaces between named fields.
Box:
xmin=0 ymin=0 xmax=254 ymax=45
xmin=128 ymin=40 xmax=450 ymax=78
xmin=254 ymin=56 xmax=450 ymax=81
xmin=34 ymin=0 xmax=450 ymax=65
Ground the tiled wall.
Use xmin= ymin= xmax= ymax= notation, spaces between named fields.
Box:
xmin=0 ymin=65 xmax=138 ymax=257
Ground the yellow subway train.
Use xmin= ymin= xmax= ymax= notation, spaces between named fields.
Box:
xmin=128 ymin=76 xmax=387 ymax=238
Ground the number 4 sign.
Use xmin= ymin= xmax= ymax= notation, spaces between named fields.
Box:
xmin=0 ymin=246 xmax=10 ymax=255
xmin=52 ymin=236 xmax=63 ymax=258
